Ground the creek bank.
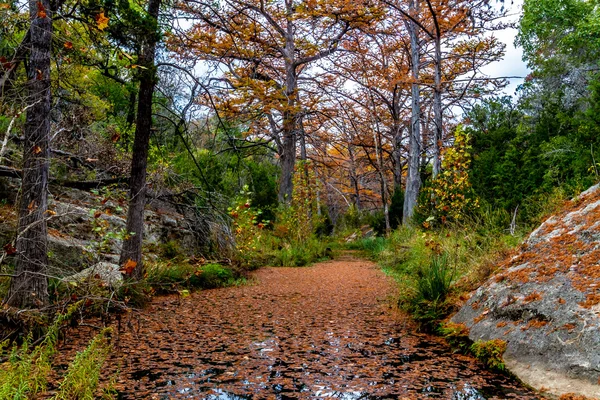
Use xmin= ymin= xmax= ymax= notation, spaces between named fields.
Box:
xmin=453 ymin=184 xmax=600 ymax=399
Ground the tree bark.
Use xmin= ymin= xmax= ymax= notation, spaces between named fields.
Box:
xmin=119 ymin=0 xmax=162 ymax=280
xmin=348 ymin=143 xmax=361 ymax=212
xmin=392 ymin=122 xmax=403 ymax=192
xmin=374 ymin=128 xmax=390 ymax=234
xmin=431 ymin=20 xmax=443 ymax=178
xmin=403 ymin=0 xmax=422 ymax=225
xmin=278 ymin=18 xmax=299 ymax=204
xmin=7 ymin=0 xmax=52 ymax=308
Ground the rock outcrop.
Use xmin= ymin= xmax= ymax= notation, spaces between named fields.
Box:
xmin=453 ymin=185 xmax=600 ymax=398
xmin=1 ymin=178 xmax=225 ymax=277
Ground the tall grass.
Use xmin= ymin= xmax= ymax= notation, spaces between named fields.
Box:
xmin=0 ymin=303 xmax=81 ymax=398
xmin=346 ymin=209 xmax=529 ymax=329
xmin=0 ymin=303 xmax=115 ymax=399
xmin=407 ymin=255 xmax=455 ymax=329
xmin=53 ymin=328 xmax=113 ymax=400
xmin=266 ymin=237 xmax=334 ymax=267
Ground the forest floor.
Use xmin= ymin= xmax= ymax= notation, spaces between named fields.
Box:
xmin=52 ymin=254 xmax=540 ymax=399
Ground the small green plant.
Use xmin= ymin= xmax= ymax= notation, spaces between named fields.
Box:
xmin=267 ymin=237 xmax=333 ymax=267
xmin=470 ymin=339 xmax=507 ymax=372
xmin=438 ymin=322 xmax=472 ymax=354
xmin=88 ymin=208 xmax=133 ymax=254
xmin=345 ymin=237 xmax=389 ymax=258
xmin=229 ymin=186 xmax=270 ymax=268
xmin=419 ymin=126 xmax=479 ymax=227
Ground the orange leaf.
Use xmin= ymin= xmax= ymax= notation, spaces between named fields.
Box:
xmin=111 ymin=132 xmax=121 ymax=143
xmin=33 ymin=145 xmax=42 ymax=154
xmin=95 ymin=12 xmax=109 ymax=30
xmin=94 ymin=210 xmax=102 ymax=218
xmin=37 ymin=2 xmax=46 ymax=18
xmin=64 ymin=41 xmax=73 ymax=50
xmin=120 ymin=259 xmax=137 ymax=275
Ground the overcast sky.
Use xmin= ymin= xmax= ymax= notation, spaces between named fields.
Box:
xmin=480 ymin=0 xmax=531 ymax=96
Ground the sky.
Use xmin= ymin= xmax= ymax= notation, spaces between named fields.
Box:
xmin=480 ymin=0 xmax=531 ymax=96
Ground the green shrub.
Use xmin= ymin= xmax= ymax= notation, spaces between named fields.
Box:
xmin=388 ymin=188 xmax=404 ymax=230
xmin=194 ymin=263 xmax=235 ymax=288
xmin=314 ymin=206 xmax=334 ymax=238
xmin=415 ymin=254 xmax=454 ymax=303
xmin=145 ymin=262 xmax=239 ymax=292
xmin=369 ymin=211 xmax=387 ymax=236
xmin=470 ymin=339 xmax=507 ymax=372
xmin=345 ymin=237 xmax=389 ymax=258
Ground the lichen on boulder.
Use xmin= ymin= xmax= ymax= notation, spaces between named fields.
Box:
xmin=453 ymin=184 xmax=600 ymax=398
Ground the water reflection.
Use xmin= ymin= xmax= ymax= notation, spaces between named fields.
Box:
xmin=451 ymin=383 xmax=486 ymax=400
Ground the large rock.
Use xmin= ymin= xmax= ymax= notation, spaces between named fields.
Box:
xmin=64 ymin=262 xmax=123 ymax=289
xmin=453 ymin=185 xmax=600 ymax=398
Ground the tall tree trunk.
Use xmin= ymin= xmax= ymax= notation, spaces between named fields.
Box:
xmin=279 ymin=110 xmax=297 ymax=204
xmin=392 ymin=122 xmax=403 ymax=191
xmin=298 ymin=116 xmax=313 ymax=223
xmin=374 ymin=128 xmax=390 ymax=234
xmin=7 ymin=0 xmax=52 ymax=308
xmin=431 ymin=29 xmax=443 ymax=178
xmin=403 ymin=0 xmax=422 ymax=225
xmin=278 ymin=22 xmax=298 ymax=204
xmin=348 ymin=143 xmax=361 ymax=212
xmin=119 ymin=0 xmax=162 ymax=280
xmin=369 ymin=93 xmax=390 ymax=234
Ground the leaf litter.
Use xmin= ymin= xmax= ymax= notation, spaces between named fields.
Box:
xmin=53 ymin=257 xmax=540 ymax=399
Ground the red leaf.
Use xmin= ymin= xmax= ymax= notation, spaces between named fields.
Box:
xmin=3 ymin=243 xmax=16 ymax=255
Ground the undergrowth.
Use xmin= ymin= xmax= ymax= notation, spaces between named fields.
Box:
xmin=438 ymin=322 xmax=507 ymax=373
xmin=0 ymin=302 xmax=114 ymax=399
xmin=347 ymin=209 xmax=529 ymax=330
xmin=470 ymin=339 xmax=507 ymax=372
